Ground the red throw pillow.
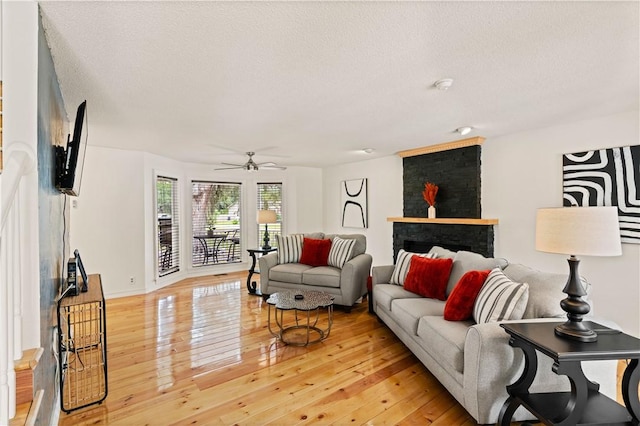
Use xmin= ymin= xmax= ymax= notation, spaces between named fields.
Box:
xmin=403 ymin=256 xmax=453 ymax=300
xmin=299 ymin=238 xmax=332 ymax=267
xmin=444 ymin=270 xmax=491 ymax=321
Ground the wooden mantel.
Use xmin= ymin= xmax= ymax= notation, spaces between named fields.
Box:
xmin=396 ymin=136 xmax=485 ymax=158
xmin=387 ymin=217 xmax=498 ymax=225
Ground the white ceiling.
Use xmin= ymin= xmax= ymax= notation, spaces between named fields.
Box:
xmin=39 ymin=1 xmax=639 ymax=168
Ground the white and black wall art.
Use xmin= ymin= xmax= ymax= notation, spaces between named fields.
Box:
xmin=341 ymin=178 xmax=368 ymax=228
xmin=563 ymin=145 xmax=640 ymax=244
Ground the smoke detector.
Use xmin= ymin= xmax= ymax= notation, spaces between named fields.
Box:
xmin=434 ymin=78 xmax=454 ymax=91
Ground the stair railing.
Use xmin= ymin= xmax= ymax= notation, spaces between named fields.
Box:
xmin=0 ymin=142 xmax=36 ymax=424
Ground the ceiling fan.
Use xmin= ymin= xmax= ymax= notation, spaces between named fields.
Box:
xmin=215 ymin=151 xmax=287 ymax=171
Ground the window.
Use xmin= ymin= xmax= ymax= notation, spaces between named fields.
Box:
xmin=192 ymin=181 xmax=241 ymax=266
xmin=257 ymin=182 xmax=283 ymax=247
xmin=157 ymin=176 xmax=179 ymax=276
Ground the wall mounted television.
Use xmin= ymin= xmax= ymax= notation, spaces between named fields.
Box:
xmin=55 ymin=100 xmax=87 ymax=196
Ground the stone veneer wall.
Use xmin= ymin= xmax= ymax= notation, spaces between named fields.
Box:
xmin=394 ymin=143 xmax=495 ymax=259
xmin=393 ymin=223 xmax=494 ymax=258
xmin=403 ymin=145 xmax=481 ymax=218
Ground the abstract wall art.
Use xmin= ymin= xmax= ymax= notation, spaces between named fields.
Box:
xmin=563 ymin=145 xmax=640 ymax=244
xmin=341 ymin=178 xmax=368 ymax=228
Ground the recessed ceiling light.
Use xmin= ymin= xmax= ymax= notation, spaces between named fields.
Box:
xmin=434 ymin=78 xmax=454 ymax=91
xmin=456 ymin=126 xmax=473 ymax=136
xmin=362 ymin=148 xmax=374 ymax=154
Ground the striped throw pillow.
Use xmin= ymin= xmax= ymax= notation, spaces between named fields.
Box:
xmin=276 ymin=234 xmax=304 ymax=264
xmin=328 ymin=236 xmax=356 ymax=268
xmin=390 ymin=250 xmax=437 ymax=285
xmin=473 ymin=268 xmax=529 ymax=324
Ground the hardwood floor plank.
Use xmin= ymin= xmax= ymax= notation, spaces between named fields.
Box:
xmin=188 ymin=344 xmax=412 ymax=424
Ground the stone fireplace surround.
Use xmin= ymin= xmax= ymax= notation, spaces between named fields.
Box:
xmin=389 ymin=137 xmax=497 ymax=259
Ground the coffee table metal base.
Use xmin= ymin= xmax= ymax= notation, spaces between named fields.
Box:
xmin=266 ymin=291 xmax=334 ymax=347
xmin=268 ymin=306 xmax=333 ymax=346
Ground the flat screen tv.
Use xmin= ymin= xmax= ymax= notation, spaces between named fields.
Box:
xmin=56 ymin=100 xmax=87 ymax=196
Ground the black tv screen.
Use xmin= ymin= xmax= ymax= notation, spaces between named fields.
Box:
xmin=56 ymin=100 xmax=87 ymax=196
xmin=74 ymin=249 xmax=89 ymax=292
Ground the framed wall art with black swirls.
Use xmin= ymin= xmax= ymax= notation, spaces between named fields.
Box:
xmin=341 ymin=178 xmax=368 ymax=228
xmin=563 ymin=145 xmax=640 ymax=244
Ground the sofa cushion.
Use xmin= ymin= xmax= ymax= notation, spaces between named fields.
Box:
xmin=444 ymin=269 xmax=491 ymax=321
xmin=403 ymin=256 xmax=453 ymax=300
xmin=447 ymin=251 xmax=509 ymax=296
xmin=304 ymin=232 xmax=325 ymax=240
xmin=328 ymin=236 xmax=356 ymax=268
xmin=276 ymin=234 xmax=304 ymax=264
xmin=326 ymin=234 xmax=366 ymax=257
xmin=473 ymin=268 xmax=529 ymax=324
xmin=269 ymin=263 xmax=313 ymax=284
xmin=373 ymin=284 xmax=422 ymax=311
xmin=302 ymin=266 xmax=341 ymax=288
xmin=503 ymin=263 xmax=590 ymax=320
xmin=390 ymin=298 xmax=445 ymax=335
xmin=428 ymin=245 xmax=457 ymax=259
xmin=390 ymin=249 xmax=436 ymax=285
xmin=299 ymin=238 xmax=332 ymax=267
xmin=417 ymin=316 xmax=471 ymax=374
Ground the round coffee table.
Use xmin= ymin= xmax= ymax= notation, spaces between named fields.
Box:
xmin=266 ymin=290 xmax=334 ymax=346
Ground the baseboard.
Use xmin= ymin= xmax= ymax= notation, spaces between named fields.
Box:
xmin=25 ymin=389 xmax=43 ymax=426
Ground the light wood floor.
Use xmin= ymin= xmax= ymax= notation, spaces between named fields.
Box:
xmin=56 ymin=272 xmax=623 ymax=425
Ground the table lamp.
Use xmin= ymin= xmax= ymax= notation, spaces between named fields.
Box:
xmin=535 ymin=206 xmax=622 ymax=342
xmin=257 ymin=210 xmax=277 ymax=250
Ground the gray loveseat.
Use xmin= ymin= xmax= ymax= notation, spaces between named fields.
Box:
xmin=259 ymin=233 xmax=372 ymax=309
xmin=372 ymin=246 xmax=618 ymax=424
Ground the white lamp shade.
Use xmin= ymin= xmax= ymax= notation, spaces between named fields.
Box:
xmin=536 ymin=207 xmax=622 ymax=256
xmin=257 ymin=210 xmax=277 ymax=224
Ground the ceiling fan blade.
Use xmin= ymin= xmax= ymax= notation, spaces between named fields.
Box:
xmin=214 ymin=165 xmax=244 ymax=170
xmin=256 ymin=162 xmax=277 ymax=167
xmin=261 ymin=165 xmax=287 ymax=170
xmin=220 ymin=162 xmax=243 ymax=166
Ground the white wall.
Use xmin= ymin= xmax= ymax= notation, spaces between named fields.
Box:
xmin=72 ymin=146 xmax=323 ymax=297
xmin=70 ymin=145 xmax=146 ymax=297
xmin=483 ymin=109 xmax=640 ymax=337
xmin=323 ymin=155 xmax=403 ymax=266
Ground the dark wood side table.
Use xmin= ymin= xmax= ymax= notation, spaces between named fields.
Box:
xmin=246 ymin=247 xmax=277 ymax=295
xmin=498 ymin=321 xmax=640 ymax=426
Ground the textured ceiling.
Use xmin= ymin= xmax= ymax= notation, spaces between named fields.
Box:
xmin=39 ymin=1 xmax=639 ymax=168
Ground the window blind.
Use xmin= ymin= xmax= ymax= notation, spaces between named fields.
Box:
xmin=157 ymin=176 xmax=179 ymax=276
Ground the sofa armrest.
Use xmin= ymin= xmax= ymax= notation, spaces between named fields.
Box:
xmin=258 ymin=252 xmax=279 ymax=292
xmin=463 ymin=318 xmax=619 ymax=424
xmin=340 ymin=253 xmax=373 ymax=303
xmin=372 ymin=265 xmax=394 ymax=285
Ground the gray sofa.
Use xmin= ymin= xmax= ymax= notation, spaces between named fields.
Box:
xmin=372 ymin=246 xmax=618 ymax=424
xmin=259 ymin=233 xmax=372 ymax=309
